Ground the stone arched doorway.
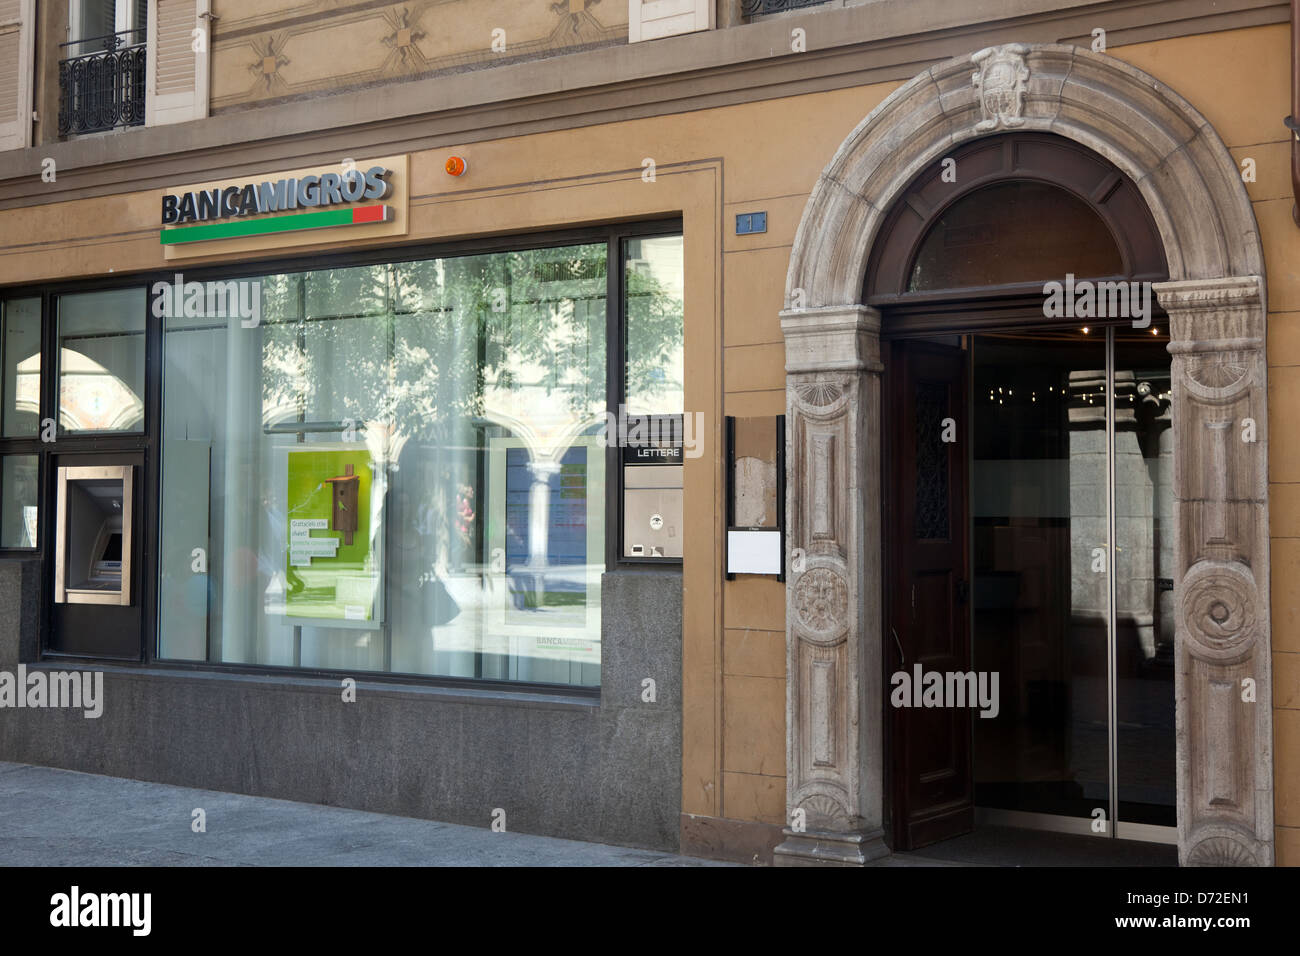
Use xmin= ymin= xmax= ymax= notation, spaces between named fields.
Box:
xmin=777 ymin=43 xmax=1273 ymax=867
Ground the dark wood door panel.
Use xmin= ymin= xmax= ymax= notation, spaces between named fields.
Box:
xmin=887 ymin=338 xmax=973 ymax=851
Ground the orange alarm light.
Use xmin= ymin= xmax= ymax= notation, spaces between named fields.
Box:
xmin=445 ymin=156 xmax=467 ymax=176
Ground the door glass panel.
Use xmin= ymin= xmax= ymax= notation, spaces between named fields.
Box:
xmin=970 ymin=329 xmax=1109 ymax=822
xmin=914 ymin=381 xmax=951 ymax=540
xmin=69 ymin=0 xmax=118 ymax=54
xmin=1114 ymin=326 xmax=1176 ymax=827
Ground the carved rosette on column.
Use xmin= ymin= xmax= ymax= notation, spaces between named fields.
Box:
xmin=1156 ymin=276 xmax=1274 ymax=867
xmin=773 ymin=305 xmax=889 ymax=866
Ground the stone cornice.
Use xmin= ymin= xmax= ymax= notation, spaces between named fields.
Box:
xmin=0 ymin=0 xmax=1287 ymax=209
xmin=1154 ymin=275 xmax=1265 ymax=312
xmin=1157 ymin=276 xmax=1267 ymax=352
xmin=781 ymin=305 xmax=882 ymax=374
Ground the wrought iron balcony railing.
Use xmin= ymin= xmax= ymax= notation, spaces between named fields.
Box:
xmin=58 ymin=29 xmax=147 ymax=137
xmin=742 ymin=0 xmax=829 ymax=17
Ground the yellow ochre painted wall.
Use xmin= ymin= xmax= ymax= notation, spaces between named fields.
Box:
xmin=0 ymin=21 xmax=1296 ymax=864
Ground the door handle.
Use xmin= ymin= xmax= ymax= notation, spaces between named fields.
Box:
xmin=956 ymin=579 xmax=969 ymax=604
xmin=891 ymin=626 xmax=905 ymax=667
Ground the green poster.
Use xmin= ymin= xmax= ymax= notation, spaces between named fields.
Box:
xmin=284 ymin=445 xmax=379 ymax=623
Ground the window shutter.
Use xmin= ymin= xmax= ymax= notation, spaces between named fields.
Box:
xmin=145 ymin=0 xmax=210 ymax=126
xmin=628 ymin=0 xmax=714 ymax=43
xmin=0 ymin=0 xmax=35 ymax=152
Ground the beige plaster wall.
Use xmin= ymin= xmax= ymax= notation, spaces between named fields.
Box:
xmin=208 ymin=0 xmax=627 ymax=112
xmin=0 ymin=19 xmax=1295 ymax=863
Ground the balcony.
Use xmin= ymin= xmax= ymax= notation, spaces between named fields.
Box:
xmin=58 ymin=29 xmax=147 ymax=137
xmin=741 ymin=0 xmax=830 ymax=17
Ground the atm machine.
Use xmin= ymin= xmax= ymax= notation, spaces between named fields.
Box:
xmin=55 ymin=465 xmax=133 ymax=605
xmin=48 ymin=458 xmax=143 ymax=658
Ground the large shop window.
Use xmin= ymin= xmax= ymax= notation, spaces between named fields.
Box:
xmin=157 ymin=232 xmax=684 ymax=687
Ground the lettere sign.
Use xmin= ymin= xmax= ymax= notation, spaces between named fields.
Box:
xmin=159 ymin=154 xmax=409 ymax=260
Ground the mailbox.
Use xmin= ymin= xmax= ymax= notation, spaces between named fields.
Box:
xmin=623 ymin=464 xmax=683 ymax=558
xmin=621 ymin=413 xmax=683 ymax=559
xmin=55 ymin=465 xmax=134 ymax=606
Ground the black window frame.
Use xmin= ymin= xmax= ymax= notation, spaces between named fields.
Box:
xmin=0 ymin=294 xmax=46 ymax=552
xmin=0 ymin=216 xmax=684 ymax=695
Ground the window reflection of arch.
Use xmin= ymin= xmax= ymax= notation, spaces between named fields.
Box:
xmin=50 ymin=348 xmax=144 ymax=432
xmin=476 ymin=410 xmax=605 ymax=605
xmin=11 ymin=352 xmax=41 ymax=432
xmin=476 ymin=408 xmax=585 ymax=573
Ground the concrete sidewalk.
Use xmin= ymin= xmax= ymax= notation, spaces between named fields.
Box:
xmin=0 ymin=761 xmax=731 ymax=867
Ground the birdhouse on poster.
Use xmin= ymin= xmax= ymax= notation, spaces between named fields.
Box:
xmin=324 ymin=464 xmax=360 ymax=545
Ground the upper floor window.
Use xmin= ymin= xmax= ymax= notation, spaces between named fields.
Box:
xmin=46 ymin=0 xmax=209 ymax=143
xmin=59 ymin=0 xmax=148 ymax=136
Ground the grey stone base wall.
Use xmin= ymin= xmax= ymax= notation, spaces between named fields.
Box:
xmin=0 ymin=562 xmax=681 ymax=852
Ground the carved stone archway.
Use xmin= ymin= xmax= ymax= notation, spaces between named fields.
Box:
xmin=777 ymin=43 xmax=1273 ymax=866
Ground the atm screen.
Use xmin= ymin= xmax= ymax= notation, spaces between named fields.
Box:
xmin=56 ymin=464 xmax=134 ymax=605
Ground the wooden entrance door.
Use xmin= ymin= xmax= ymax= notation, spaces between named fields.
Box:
xmin=886 ymin=339 xmax=973 ymax=850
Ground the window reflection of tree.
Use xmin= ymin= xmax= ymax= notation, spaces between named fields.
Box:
xmin=251 ymin=244 xmax=682 ymax=679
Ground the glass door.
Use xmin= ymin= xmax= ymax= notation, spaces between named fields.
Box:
xmin=1113 ymin=328 xmax=1176 ymax=834
xmin=966 ymin=324 xmax=1176 ymax=842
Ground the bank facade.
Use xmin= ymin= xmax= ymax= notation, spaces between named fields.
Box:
xmin=0 ymin=0 xmax=1295 ymax=867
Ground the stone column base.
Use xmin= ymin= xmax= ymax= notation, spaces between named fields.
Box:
xmin=772 ymin=827 xmax=890 ymax=867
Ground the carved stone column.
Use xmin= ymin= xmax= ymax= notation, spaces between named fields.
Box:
xmin=1155 ymin=276 xmax=1274 ymax=866
xmin=773 ymin=305 xmax=889 ymax=866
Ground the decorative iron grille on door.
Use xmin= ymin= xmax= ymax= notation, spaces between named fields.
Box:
xmin=58 ymin=29 xmax=147 ymax=136
xmin=742 ymin=0 xmax=829 ymax=16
